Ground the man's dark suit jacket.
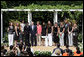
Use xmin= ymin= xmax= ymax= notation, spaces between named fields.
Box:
xmin=30 ymin=25 xmax=37 ymax=35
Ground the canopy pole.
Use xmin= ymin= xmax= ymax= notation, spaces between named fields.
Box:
xmin=54 ymin=11 xmax=58 ymax=24
xmin=1 ymin=11 xmax=3 ymax=43
xmin=28 ymin=11 xmax=32 ymax=25
xmin=82 ymin=12 xmax=83 ymax=44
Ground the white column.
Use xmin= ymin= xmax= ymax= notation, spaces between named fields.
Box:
xmin=82 ymin=12 xmax=83 ymax=44
xmin=1 ymin=11 xmax=3 ymax=43
xmin=28 ymin=11 xmax=32 ymax=25
xmin=53 ymin=11 xmax=58 ymax=24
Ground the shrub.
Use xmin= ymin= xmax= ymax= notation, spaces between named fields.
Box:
xmin=34 ymin=51 xmax=51 ymax=56
xmin=78 ymin=33 xmax=82 ymax=42
xmin=78 ymin=42 xmax=83 ymax=52
xmin=3 ymin=32 xmax=8 ymax=43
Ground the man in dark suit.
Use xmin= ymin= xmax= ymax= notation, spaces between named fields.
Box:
xmin=30 ymin=21 xmax=37 ymax=46
xmin=24 ymin=22 xmax=30 ymax=46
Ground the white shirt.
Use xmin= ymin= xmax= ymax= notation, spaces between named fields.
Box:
xmin=32 ymin=25 xmax=34 ymax=30
xmin=20 ymin=23 xmax=25 ymax=32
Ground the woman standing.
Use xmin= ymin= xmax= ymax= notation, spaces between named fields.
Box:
xmin=64 ymin=19 xmax=69 ymax=46
xmin=72 ymin=23 xmax=78 ymax=47
xmin=7 ymin=22 xmax=14 ymax=46
xmin=59 ymin=22 xmax=65 ymax=46
xmin=37 ymin=21 xmax=42 ymax=46
xmin=41 ymin=22 xmax=47 ymax=46
xmin=53 ymin=22 xmax=59 ymax=46
xmin=68 ymin=22 xmax=73 ymax=46
xmin=14 ymin=23 xmax=21 ymax=46
xmin=46 ymin=21 xmax=53 ymax=46
xmin=20 ymin=20 xmax=25 ymax=43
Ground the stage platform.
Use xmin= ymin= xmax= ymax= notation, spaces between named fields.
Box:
xmin=5 ymin=46 xmax=76 ymax=53
xmin=2 ymin=43 xmax=76 ymax=53
xmin=31 ymin=46 xmax=76 ymax=52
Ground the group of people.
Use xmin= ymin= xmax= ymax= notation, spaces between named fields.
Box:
xmin=51 ymin=44 xmax=83 ymax=56
xmin=1 ymin=43 xmax=33 ymax=56
xmin=1 ymin=43 xmax=83 ymax=56
xmin=7 ymin=19 xmax=79 ymax=47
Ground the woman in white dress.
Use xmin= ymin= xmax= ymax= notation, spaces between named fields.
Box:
xmin=46 ymin=21 xmax=53 ymax=46
xmin=68 ymin=22 xmax=73 ymax=46
xmin=20 ymin=20 xmax=25 ymax=43
xmin=7 ymin=22 xmax=14 ymax=46
xmin=59 ymin=22 xmax=65 ymax=46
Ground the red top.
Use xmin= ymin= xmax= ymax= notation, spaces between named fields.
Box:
xmin=73 ymin=53 xmax=81 ymax=56
xmin=74 ymin=51 xmax=83 ymax=56
xmin=37 ymin=25 xmax=42 ymax=34
xmin=62 ymin=52 xmax=69 ymax=56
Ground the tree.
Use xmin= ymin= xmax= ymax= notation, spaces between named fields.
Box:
xmin=1 ymin=1 xmax=7 ymax=8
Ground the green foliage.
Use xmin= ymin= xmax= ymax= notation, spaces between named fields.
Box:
xmin=78 ymin=33 xmax=83 ymax=42
xmin=9 ymin=19 xmax=21 ymax=26
xmin=1 ymin=1 xmax=7 ymax=8
xmin=34 ymin=51 xmax=51 ymax=56
xmin=1 ymin=1 xmax=83 ymax=9
xmin=3 ymin=32 xmax=8 ymax=42
xmin=34 ymin=51 xmax=40 ymax=56
xmin=66 ymin=19 xmax=76 ymax=24
xmin=32 ymin=11 xmax=53 ymax=24
xmin=13 ymin=4 xmax=83 ymax=10
xmin=78 ymin=42 xmax=83 ymax=52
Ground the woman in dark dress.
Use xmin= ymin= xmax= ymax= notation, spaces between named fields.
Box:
xmin=42 ymin=22 xmax=46 ymax=36
xmin=41 ymin=22 xmax=47 ymax=46
xmin=53 ymin=22 xmax=59 ymax=46
xmin=14 ymin=23 xmax=21 ymax=46
xmin=72 ymin=23 xmax=78 ymax=47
